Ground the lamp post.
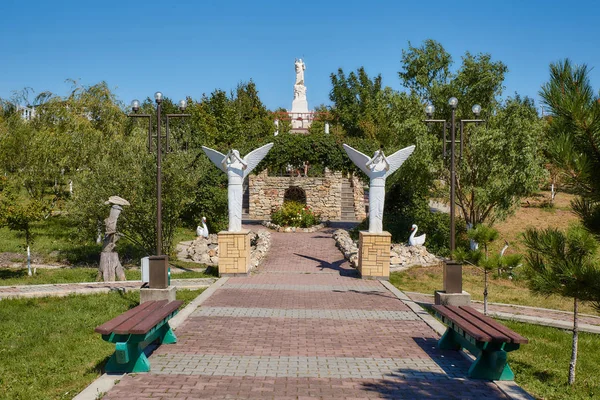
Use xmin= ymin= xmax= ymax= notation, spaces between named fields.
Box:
xmin=424 ymin=98 xmax=484 ymax=253
xmin=128 ymin=93 xmax=190 ymax=278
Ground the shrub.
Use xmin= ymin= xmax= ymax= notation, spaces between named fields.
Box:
xmin=270 ymin=201 xmax=320 ymax=228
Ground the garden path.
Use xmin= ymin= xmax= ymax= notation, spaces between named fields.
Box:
xmin=101 ymin=228 xmax=514 ymax=399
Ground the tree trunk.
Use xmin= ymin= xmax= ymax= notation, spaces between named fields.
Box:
xmin=569 ymin=297 xmax=579 ymax=385
xmin=98 ymin=252 xmax=126 ymax=282
xmin=483 ymin=270 xmax=488 ymax=315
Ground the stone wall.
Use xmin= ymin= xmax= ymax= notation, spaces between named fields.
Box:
xmin=249 ymin=169 xmax=366 ymax=221
xmin=352 ymin=174 xmax=367 ymax=221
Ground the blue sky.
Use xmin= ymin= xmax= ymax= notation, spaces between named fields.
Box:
xmin=1 ymin=0 xmax=599 ymax=112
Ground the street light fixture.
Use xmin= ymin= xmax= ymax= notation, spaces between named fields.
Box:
xmin=128 ymin=94 xmax=190 ymax=286
xmin=424 ymin=98 xmax=484 ymax=253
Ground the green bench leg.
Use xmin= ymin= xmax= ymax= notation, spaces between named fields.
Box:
xmin=468 ymin=346 xmax=515 ymax=381
xmin=160 ymin=324 xmax=177 ymax=345
xmin=105 ymin=341 xmax=151 ymax=373
xmin=438 ymin=328 xmax=462 ymax=351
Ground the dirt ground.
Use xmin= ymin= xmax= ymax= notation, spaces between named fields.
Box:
xmin=491 ymin=190 xmax=578 ymax=255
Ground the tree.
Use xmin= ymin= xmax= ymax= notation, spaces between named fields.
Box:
xmin=400 ymin=40 xmax=545 ymax=228
xmin=540 ymin=60 xmax=600 ymax=235
xmin=0 ymin=182 xmax=48 ymax=275
xmin=454 ymin=224 xmax=499 ymax=314
xmin=523 ymin=225 xmax=600 ymax=385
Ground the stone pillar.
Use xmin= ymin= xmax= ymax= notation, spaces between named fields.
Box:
xmin=218 ymin=230 xmax=251 ymax=276
xmin=358 ymin=231 xmax=391 ymax=280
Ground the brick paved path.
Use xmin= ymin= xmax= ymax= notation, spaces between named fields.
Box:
xmin=104 ymin=229 xmax=509 ymax=399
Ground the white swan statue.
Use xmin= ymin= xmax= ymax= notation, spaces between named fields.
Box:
xmin=409 ymin=224 xmax=426 ymax=246
xmin=196 ymin=216 xmax=209 ymax=238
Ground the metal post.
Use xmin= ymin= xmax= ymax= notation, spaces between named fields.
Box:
xmin=450 ymin=107 xmax=456 ymax=253
xmin=156 ymin=101 xmax=162 ymax=256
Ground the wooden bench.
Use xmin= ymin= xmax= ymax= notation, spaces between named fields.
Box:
xmin=432 ymin=305 xmax=528 ymax=381
xmin=95 ymin=300 xmax=183 ymax=373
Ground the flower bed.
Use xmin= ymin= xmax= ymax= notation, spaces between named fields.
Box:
xmin=269 ymin=201 xmax=321 ymax=228
xmin=262 ymin=220 xmax=327 ymax=233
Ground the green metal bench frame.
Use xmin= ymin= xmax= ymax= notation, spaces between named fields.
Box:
xmin=432 ymin=305 xmax=528 ymax=381
xmin=96 ymin=300 xmax=182 ymax=373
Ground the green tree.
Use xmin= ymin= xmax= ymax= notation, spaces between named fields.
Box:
xmin=540 ymin=59 xmax=600 ymax=235
xmin=400 ymin=40 xmax=545 ymax=228
xmin=523 ymin=225 xmax=600 ymax=385
xmin=455 ymin=224 xmax=498 ymax=314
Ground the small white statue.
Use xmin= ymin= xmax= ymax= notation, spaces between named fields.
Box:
xmin=202 ymin=143 xmax=273 ymax=232
xmin=295 ymin=58 xmax=306 ymax=85
xmin=343 ymin=144 xmax=415 ymax=233
xmin=409 ymin=224 xmax=426 ymax=246
xmin=196 ymin=216 xmax=209 ymax=238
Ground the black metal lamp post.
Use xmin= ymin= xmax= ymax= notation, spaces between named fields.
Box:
xmin=128 ymin=93 xmax=190 ymax=269
xmin=424 ymin=98 xmax=484 ymax=253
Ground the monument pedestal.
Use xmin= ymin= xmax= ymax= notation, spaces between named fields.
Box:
xmin=218 ymin=230 xmax=251 ymax=276
xmin=358 ymin=231 xmax=391 ymax=280
xmin=140 ymin=286 xmax=176 ymax=303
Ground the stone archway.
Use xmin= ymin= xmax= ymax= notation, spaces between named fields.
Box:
xmin=284 ymin=186 xmax=306 ymax=204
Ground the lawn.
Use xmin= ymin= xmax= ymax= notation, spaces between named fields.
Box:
xmin=0 ymin=215 xmax=201 ymax=267
xmin=0 ymin=289 xmax=203 ymax=400
xmin=390 ymin=265 xmax=600 ymax=316
xmin=506 ymin=321 xmax=600 ymax=400
xmin=0 ymin=266 xmax=214 ymax=287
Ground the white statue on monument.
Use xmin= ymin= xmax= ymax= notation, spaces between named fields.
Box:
xmin=202 ymin=143 xmax=274 ymax=232
xmin=294 ymin=58 xmax=306 ymax=85
xmin=343 ymin=144 xmax=415 ymax=233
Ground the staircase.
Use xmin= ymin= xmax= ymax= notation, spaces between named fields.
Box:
xmin=340 ymin=178 xmax=356 ymax=221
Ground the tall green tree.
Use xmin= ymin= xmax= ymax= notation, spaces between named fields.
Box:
xmin=400 ymin=40 xmax=545 ymax=228
xmin=523 ymin=225 xmax=600 ymax=385
xmin=540 ymin=59 xmax=600 ymax=235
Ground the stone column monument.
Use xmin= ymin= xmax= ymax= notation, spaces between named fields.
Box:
xmin=343 ymin=144 xmax=415 ymax=279
xmin=202 ymin=143 xmax=273 ymax=276
xmin=291 ymin=58 xmax=309 ymax=130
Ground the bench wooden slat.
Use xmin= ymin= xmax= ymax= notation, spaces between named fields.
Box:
xmin=113 ymin=300 xmax=169 ymax=334
xmin=459 ymin=306 xmax=529 ymax=344
xmin=95 ymin=301 xmax=157 ymax=335
xmin=432 ymin=305 xmax=494 ymax=342
xmin=447 ymin=306 xmax=513 ymax=342
xmin=129 ymin=300 xmax=183 ymax=335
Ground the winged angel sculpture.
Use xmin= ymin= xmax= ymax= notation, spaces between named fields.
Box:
xmin=343 ymin=144 xmax=415 ymax=233
xmin=202 ymin=143 xmax=273 ymax=232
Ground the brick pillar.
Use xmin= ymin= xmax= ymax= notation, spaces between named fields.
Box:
xmin=358 ymin=231 xmax=391 ymax=280
xmin=218 ymin=230 xmax=251 ymax=276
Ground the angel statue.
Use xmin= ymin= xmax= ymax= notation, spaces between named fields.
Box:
xmin=343 ymin=144 xmax=415 ymax=233
xmin=202 ymin=143 xmax=274 ymax=232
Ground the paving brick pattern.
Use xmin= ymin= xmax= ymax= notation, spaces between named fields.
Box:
xmin=192 ymin=307 xmax=420 ymax=320
xmin=103 ymin=230 xmax=509 ymax=399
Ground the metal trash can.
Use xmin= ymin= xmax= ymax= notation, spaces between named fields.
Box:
xmin=443 ymin=260 xmax=463 ymax=294
xmin=149 ymin=255 xmax=169 ymax=289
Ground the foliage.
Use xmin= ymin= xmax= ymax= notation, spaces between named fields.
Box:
xmin=400 ymin=40 xmax=545 ymax=228
xmin=0 ymin=182 xmax=48 ymax=249
xmin=540 ymin=59 xmax=600 ymax=238
xmin=523 ymin=225 xmax=600 ymax=384
xmin=454 ymin=224 xmax=499 ymax=314
xmin=270 ymin=201 xmax=320 ymax=228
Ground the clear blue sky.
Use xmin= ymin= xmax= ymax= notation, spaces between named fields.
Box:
xmin=2 ymin=0 xmax=599 ymax=112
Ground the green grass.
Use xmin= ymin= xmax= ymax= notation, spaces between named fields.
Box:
xmin=0 ymin=267 xmax=214 ymax=286
xmin=505 ymin=321 xmax=600 ymax=399
xmin=0 ymin=289 xmax=203 ymax=400
xmin=0 ymin=216 xmax=201 ymax=267
xmin=390 ymin=265 xmax=600 ymax=316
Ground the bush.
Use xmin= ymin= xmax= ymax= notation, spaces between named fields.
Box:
xmin=270 ymin=201 xmax=320 ymax=228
